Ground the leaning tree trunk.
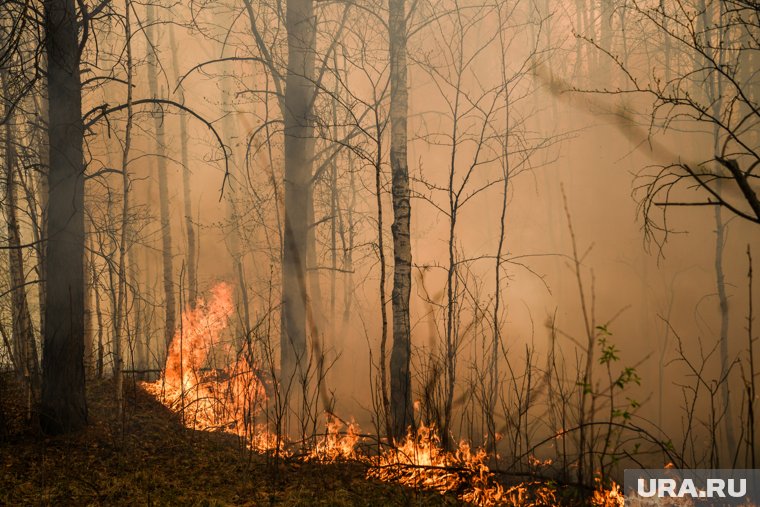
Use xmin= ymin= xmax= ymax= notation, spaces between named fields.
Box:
xmin=388 ymin=0 xmax=414 ymax=440
xmin=39 ymin=0 xmax=87 ymax=434
xmin=281 ymin=0 xmax=316 ymax=388
xmin=146 ymin=2 xmax=176 ymax=351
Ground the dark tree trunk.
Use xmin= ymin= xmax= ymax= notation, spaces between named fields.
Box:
xmin=281 ymin=0 xmax=316 ymax=385
xmin=39 ymin=0 xmax=87 ymax=434
xmin=388 ymin=0 xmax=413 ymax=439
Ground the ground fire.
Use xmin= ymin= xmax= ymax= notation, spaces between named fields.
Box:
xmin=143 ymin=282 xmax=625 ymax=506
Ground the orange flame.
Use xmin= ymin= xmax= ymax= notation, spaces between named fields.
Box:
xmin=164 ymin=283 xmax=233 ymax=395
xmin=307 ymin=415 xmax=361 ymax=462
xmin=144 ymin=283 xmax=630 ymax=505
xmin=145 ymin=282 xmax=267 ymax=439
xmin=367 ymin=423 xmax=506 ymax=506
xmin=591 ymin=478 xmax=625 ymax=507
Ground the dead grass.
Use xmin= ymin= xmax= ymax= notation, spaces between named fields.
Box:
xmin=0 ymin=375 xmax=459 ymax=506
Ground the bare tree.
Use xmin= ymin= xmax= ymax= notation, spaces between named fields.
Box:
xmin=388 ymin=0 xmax=414 ymax=440
xmin=2 ymin=72 xmax=39 ymax=412
xmin=280 ymin=0 xmax=317 ymax=395
xmin=595 ymin=0 xmax=760 ymax=242
xmin=146 ymin=1 xmax=176 ymax=352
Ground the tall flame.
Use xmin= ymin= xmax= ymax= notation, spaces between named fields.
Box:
xmin=164 ymin=282 xmax=234 ymax=395
xmin=146 ymin=282 xmax=266 ymax=435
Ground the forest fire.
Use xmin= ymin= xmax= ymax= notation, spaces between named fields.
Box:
xmin=144 ymin=282 xmax=266 ymax=437
xmin=367 ymin=424 xmax=507 ymax=506
xmin=143 ymin=283 xmax=630 ymax=506
xmin=2 ymin=0 xmax=758 ymax=503
xmin=143 ymin=283 xmax=507 ymax=503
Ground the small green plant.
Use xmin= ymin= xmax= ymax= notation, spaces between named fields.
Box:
xmin=595 ymin=326 xmax=642 ymax=480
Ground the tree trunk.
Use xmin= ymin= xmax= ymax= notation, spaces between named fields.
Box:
xmin=489 ymin=14 xmax=511 ymax=458
xmin=90 ymin=238 xmax=105 ymax=379
xmin=388 ymin=0 xmax=414 ymax=440
xmin=146 ymin=2 xmax=176 ymax=351
xmin=111 ymin=0 xmax=135 ymax=419
xmin=330 ymin=54 xmax=339 ymax=338
xmin=83 ymin=247 xmax=93 ymax=378
xmin=281 ymin=0 xmax=316 ymax=386
xmin=169 ymin=23 xmax=197 ymax=308
xmin=373 ymin=109 xmax=391 ymax=437
xmin=30 ymin=92 xmax=49 ymax=348
xmin=306 ymin=187 xmax=323 ymax=336
xmin=699 ymin=0 xmax=736 ymax=461
xmin=3 ymin=89 xmax=39 ymax=409
xmin=218 ymin=53 xmax=250 ymax=341
xmin=40 ymin=0 xmax=88 ymax=434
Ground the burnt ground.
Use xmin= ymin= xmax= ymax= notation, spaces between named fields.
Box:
xmin=0 ymin=375 xmax=460 ymax=506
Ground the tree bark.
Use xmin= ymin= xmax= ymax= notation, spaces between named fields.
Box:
xmin=388 ymin=0 xmax=414 ymax=440
xmin=40 ymin=0 xmax=87 ymax=434
xmin=281 ymin=0 xmax=316 ymax=386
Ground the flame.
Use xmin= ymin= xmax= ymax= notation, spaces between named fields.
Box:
xmin=367 ymin=423 xmax=506 ymax=506
xmin=591 ymin=478 xmax=625 ymax=507
xmin=307 ymin=415 xmax=361 ymax=462
xmin=145 ymin=282 xmax=268 ymax=442
xmin=143 ymin=283 xmax=631 ymax=505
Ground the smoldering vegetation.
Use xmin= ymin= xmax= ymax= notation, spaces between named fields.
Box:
xmin=0 ymin=0 xmax=758 ymax=503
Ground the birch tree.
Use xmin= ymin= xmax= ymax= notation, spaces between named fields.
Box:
xmin=388 ymin=0 xmax=414 ymax=440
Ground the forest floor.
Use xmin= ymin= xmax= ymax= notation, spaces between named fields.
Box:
xmin=0 ymin=375 xmax=460 ymax=506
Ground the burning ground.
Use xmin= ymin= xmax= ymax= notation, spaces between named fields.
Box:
xmin=0 ymin=282 xmax=626 ymax=506
xmin=16 ymin=282 xmax=631 ymax=506
xmin=0 ymin=377 xmax=460 ymax=506
xmin=0 ymin=375 xmax=624 ymax=506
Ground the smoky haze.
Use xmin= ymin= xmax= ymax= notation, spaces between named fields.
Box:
xmin=1 ymin=0 xmax=758 ymax=484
